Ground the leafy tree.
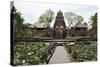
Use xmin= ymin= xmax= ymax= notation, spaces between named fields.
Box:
xmin=23 ymin=23 xmax=33 ymax=38
xmin=44 ymin=9 xmax=54 ymax=23
xmin=39 ymin=15 xmax=47 ymax=23
xmin=64 ymin=12 xmax=76 ymax=36
xmin=76 ymin=15 xmax=84 ymax=23
xmin=11 ymin=6 xmax=32 ymax=38
xmin=38 ymin=9 xmax=54 ymax=25
xmin=64 ymin=12 xmax=84 ymax=36
xmin=24 ymin=23 xmax=32 ymax=27
xmin=11 ymin=6 xmax=24 ymax=24
xmin=64 ymin=12 xmax=76 ymax=27
xmin=64 ymin=12 xmax=84 ymax=27
xmin=89 ymin=13 xmax=97 ymax=38
xmin=90 ymin=13 xmax=97 ymax=27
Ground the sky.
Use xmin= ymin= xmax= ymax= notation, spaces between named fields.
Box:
xmin=14 ymin=1 xmax=98 ymax=27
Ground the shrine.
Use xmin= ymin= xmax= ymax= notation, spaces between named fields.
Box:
xmin=53 ymin=10 xmax=66 ymax=39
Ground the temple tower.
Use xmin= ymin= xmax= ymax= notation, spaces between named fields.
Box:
xmin=53 ymin=10 xmax=66 ymax=39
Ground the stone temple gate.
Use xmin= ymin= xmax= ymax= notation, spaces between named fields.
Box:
xmin=53 ymin=10 xmax=66 ymax=39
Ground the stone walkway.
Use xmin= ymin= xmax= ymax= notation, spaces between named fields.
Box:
xmin=49 ymin=46 xmax=70 ymax=64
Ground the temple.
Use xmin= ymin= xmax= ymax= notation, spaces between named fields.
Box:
xmin=53 ymin=10 xmax=66 ymax=39
xmin=31 ymin=10 xmax=88 ymax=39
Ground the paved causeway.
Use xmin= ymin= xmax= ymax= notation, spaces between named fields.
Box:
xmin=49 ymin=46 xmax=70 ymax=64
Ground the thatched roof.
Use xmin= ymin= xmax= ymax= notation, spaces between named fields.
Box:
xmin=30 ymin=22 xmax=48 ymax=28
xmin=74 ymin=22 xmax=87 ymax=28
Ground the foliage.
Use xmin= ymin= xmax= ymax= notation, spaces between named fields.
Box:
xmin=11 ymin=6 xmax=24 ymax=24
xmin=64 ymin=12 xmax=84 ymax=27
xmin=90 ymin=13 xmax=97 ymax=27
xmin=66 ymin=42 xmax=97 ymax=62
xmin=64 ymin=12 xmax=84 ymax=36
xmin=24 ymin=23 xmax=32 ymax=27
xmin=13 ymin=42 xmax=54 ymax=65
xmin=11 ymin=6 xmax=33 ymax=38
xmin=88 ymin=13 xmax=97 ymax=39
xmin=76 ymin=15 xmax=84 ymax=23
xmin=64 ymin=12 xmax=76 ymax=26
xmin=38 ymin=9 xmax=54 ymax=24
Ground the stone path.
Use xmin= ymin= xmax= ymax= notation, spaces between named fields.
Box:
xmin=49 ymin=46 xmax=70 ymax=64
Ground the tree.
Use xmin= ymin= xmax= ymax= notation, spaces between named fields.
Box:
xmin=44 ymin=9 xmax=54 ymax=24
xmin=39 ymin=15 xmax=47 ymax=23
xmin=64 ymin=12 xmax=84 ymax=36
xmin=11 ymin=6 xmax=28 ymax=38
xmin=11 ymin=6 xmax=24 ymax=24
xmin=64 ymin=12 xmax=84 ymax=27
xmin=90 ymin=13 xmax=97 ymax=27
xmin=89 ymin=13 xmax=97 ymax=38
xmin=64 ymin=12 xmax=76 ymax=27
xmin=38 ymin=9 xmax=54 ymax=25
xmin=24 ymin=23 xmax=32 ymax=27
xmin=76 ymin=15 xmax=84 ymax=23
